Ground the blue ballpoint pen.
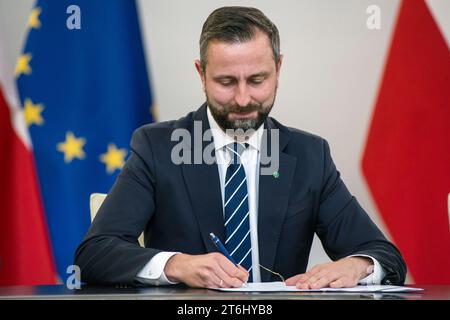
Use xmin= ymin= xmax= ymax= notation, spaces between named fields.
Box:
xmin=209 ymin=232 xmax=237 ymax=266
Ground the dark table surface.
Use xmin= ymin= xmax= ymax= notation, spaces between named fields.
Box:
xmin=0 ymin=284 xmax=448 ymax=300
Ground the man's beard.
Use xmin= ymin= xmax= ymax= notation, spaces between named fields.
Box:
xmin=207 ymin=96 xmax=275 ymax=132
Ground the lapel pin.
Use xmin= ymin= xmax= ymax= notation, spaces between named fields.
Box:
xmin=273 ymin=171 xmax=280 ymax=179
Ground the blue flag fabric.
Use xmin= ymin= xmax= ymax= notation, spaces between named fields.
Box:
xmin=17 ymin=0 xmax=153 ymax=281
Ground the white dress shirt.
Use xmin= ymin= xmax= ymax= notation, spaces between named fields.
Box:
xmin=136 ymin=107 xmax=385 ymax=285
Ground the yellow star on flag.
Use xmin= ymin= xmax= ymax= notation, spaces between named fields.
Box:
xmin=28 ymin=7 xmax=42 ymax=29
xmin=100 ymin=143 xmax=127 ymax=174
xmin=57 ymin=132 xmax=86 ymax=163
xmin=15 ymin=53 xmax=32 ymax=77
xmin=23 ymin=98 xmax=44 ymax=127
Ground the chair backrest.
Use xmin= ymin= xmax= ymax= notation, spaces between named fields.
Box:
xmin=89 ymin=193 xmax=144 ymax=247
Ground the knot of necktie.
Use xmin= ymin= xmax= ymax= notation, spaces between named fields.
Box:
xmin=226 ymin=142 xmax=247 ymax=165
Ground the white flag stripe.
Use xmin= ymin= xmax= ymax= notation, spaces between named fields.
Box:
xmin=0 ymin=30 xmax=32 ymax=149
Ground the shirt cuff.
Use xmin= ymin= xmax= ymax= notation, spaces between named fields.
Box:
xmin=348 ymin=254 xmax=386 ymax=285
xmin=135 ymin=251 xmax=181 ymax=286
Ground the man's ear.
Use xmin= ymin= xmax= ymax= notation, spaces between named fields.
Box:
xmin=194 ymin=59 xmax=206 ymax=91
xmin=275 ymin=54 xmax=283 ymax=88
xmin=276 ymin=54 xmax=283 ymax=77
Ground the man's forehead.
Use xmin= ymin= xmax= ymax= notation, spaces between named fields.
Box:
xmin=205 ymin=33 xmax=275 ymax=75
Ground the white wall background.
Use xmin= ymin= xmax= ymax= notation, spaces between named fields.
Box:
xmin=1 ymin=0 xmax=449 ymax=282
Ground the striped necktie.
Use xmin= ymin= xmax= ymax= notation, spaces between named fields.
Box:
xmin=224 ymin=142 xmax=253 ymax=281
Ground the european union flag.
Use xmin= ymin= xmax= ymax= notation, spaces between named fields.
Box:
xmin=17 ymin=0 xmax=154 ymax=282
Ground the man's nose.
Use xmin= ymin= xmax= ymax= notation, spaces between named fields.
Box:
xmin=234 ymin=83 xmax=251 ymax=107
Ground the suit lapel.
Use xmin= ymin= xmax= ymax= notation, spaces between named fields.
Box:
xmin=258 ymin=119 xmax=297 ymax=281
xmin=181 ymin=104 xmax=225 ymax=253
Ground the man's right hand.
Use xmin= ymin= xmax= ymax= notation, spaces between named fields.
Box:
xmin=164 ymin=252 xmax=249 ymax=288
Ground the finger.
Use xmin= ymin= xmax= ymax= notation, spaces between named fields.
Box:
xmin=217 ymin=257 xmax=248 ymax=283
xmin=295 ymin=268 xmax=328 ymax=289
xmin=285 ymin=274 xmax=303 ymax=286
xmin=294 ymin=267 xmax=325 ymax=288
xmin=206 ymin=272 xmax=224 ymax=289
xmin=296 ymin=281 xmax=311 ymax=289
xmin=308 ymin=268 xmax=338 ymax=288
xmin=300 ymin=265 xmax=324 ymax=283
xmin=330 ymin=276 xmax=350 ymax=289
xmin=286 ymin=273 xmax=311 ymax=286
xmin=214 ymin=255 xmax=246 ymax=286
xmin=305 ymin=269 xmax=328 ymax=286
xmin=310 ymin=271 xmax=340 ymax=289
xmin=331 ymin=276 xmax=357 ymax=289
xmin=292 ymin=274 xmax=310 ymax=287
xmin=237 ymin=265 xmax=250 ymax=282
xmin=330 ymin=278 xmax=343 ymax=288
xmin=214 ymin=264 xmax=244 ymax=288
xmin=233 ymin=264 xmax=249 ymax=283
xmin=306 ymin=264 xmax=324 ymax=276
xmin=202 ymin=254 xmax=234 ymax=288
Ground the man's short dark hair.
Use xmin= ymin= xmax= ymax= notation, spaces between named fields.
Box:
xmin=199 ymin=6 xmax=280 ymax=72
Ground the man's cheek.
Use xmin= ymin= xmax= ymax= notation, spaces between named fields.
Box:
xmin=211 ymin=92 xmax=235 ymax=107
xmin=252 ymin=83 xmax=275 ymax=101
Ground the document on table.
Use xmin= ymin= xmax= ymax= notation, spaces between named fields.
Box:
xmin=214 ymin=282 xmax=424 ymax=293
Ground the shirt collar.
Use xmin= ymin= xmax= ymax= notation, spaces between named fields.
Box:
xmin=206 ymin=106 xmax=263 ymax=152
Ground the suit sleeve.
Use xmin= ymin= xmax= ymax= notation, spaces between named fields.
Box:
xmin=314 ymin=139 xmax=407 ymax=285
xmin=74 ymin=127 xmax=161 ymax=286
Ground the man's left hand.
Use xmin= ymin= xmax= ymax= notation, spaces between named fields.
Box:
xmin=285 ymin=257 xmax=374 ymax=289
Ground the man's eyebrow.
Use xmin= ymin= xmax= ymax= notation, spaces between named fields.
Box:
xmin=212 ymin=72 xmax=271 ymax=81
xmin=212 ymin=75 xmax=236 ymax=81
xmin=248 ymin=71 xmax=270 ymax=78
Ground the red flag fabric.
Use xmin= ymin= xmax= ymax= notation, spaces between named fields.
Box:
xmin=362 ymin=0 xmax=450 ymax=284
xmin=0 ymin=58 xmax=56 ymax=285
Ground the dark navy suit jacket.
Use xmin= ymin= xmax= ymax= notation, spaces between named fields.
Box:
xmin=75 ymin=104 xmax=406 ymax=286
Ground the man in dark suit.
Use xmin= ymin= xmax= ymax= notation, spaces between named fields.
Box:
xmin=75 ymin=6 xmax=406 ymax=288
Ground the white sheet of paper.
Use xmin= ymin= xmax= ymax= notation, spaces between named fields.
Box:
xmin=214 ymin=282 xmax=423 ymax=293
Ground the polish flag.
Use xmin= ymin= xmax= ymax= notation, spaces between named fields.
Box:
xmin=0 ymin=33 xmax=56 ymax=285
xmin=362 ymin=0 xmax=450 ymax=284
